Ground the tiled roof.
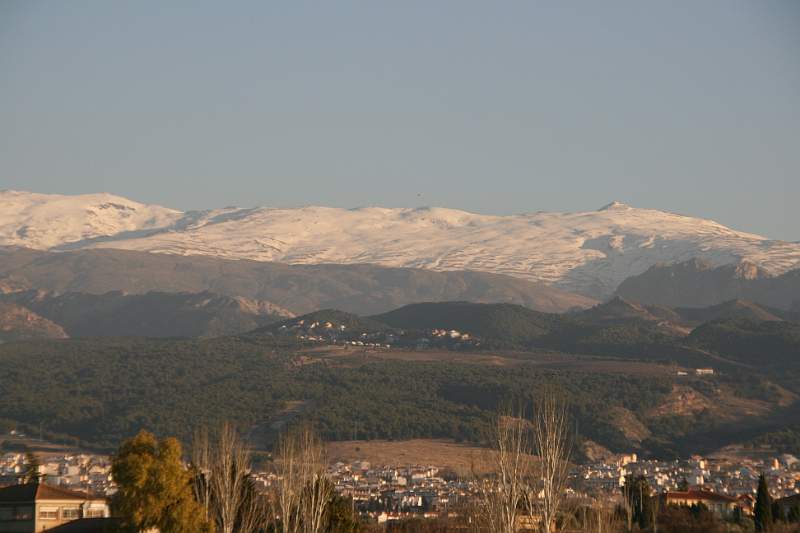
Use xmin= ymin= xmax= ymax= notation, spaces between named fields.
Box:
xmin=0 ymin=483 xmax=95 ymax=502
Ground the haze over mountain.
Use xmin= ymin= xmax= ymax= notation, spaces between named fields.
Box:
xmin=0 ymin=247 xmax=593 ymax=315
xmin=3 ymin=191 xmax=799 ymax=299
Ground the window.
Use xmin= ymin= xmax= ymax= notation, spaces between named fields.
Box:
xmin=0 ymin=507 xmax=12 ymax=520
xmin=39 ymin=508 xmax=58 ymax=520
xmin=85 ymin=509 xmax=105 ymax=518
xmin=62 ymin=507 xmax=81 ymax=520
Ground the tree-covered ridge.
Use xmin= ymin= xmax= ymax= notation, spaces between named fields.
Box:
xmin=373 ymin=301 xmax=563 ymax=342
xmin=688 ymin=319 xmax=800 ymax=367
xmin=0 ymin=330 xmax=794 ymax=458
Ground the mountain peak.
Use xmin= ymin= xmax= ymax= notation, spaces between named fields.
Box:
xmin=598 ymin=201 xmax=632 ymax=211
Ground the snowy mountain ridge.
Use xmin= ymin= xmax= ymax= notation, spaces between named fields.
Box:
xmin=2 ymin=190 xmax=799 ymax=298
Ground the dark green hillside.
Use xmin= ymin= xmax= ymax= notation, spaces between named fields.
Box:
xmin=371 ymin=301 xmax=717 ymax=366
xmin=0 ymin=335 xmax=678 ymax=455
xmin=0 ymin=332 xmax=793 ymax=457
xmin=688 ymin=319 xmax=800 ymax=366
xmin=573 ymin=297 xmax=683 ymax=327
xmin=0 ymin=337 xmax=293 ymax=449
xmin=676 ymin=299 xmax=784 ymax=324
xmin=373 ymin=301 xmax=563 ymax=343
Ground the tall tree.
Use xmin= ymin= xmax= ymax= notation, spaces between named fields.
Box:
xmin=755 ymin=473 xmax=773 ymax=533
xmin=191 ymin=423 xmax=265 ymax=533
xmin=326 ymin=493 xmax=360 ymax=533
xmin=622 ymin=475 xmax=654 ymax=531
xmin=21 ymin=451 xmax=43 ymax=484
xmin=474 ymin=409 xmax=530 ymax=533
xmin=531 ymin=391 xmax=572 ymax=533
xmin=272 ymin=425 xmax=332 ymax=533
xmin=112 ymin=430 xmax=212 ymax=533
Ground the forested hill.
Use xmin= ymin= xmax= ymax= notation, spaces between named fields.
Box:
xmin=0 ymin=333 xmax=793 ymax=459
xmin=373 ymin=302 xmax=563 ymax=342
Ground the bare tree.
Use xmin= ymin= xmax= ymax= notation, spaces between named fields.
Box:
xmin=191 ymin=426 xmax=213 ymax=524
xmin=273 ymin=424 xmax=331 ymax=533
xmin=191 ymin=423 xmax=266 ymax=533
xmin=274 ymin=427 xmax=303 ymax=533
xmin=474 ymin=408 xmax=532 ymax=533
xmin=530 ymin=391 xmax=572 ymax=533
xmin=297 ymin=427 xmax=330 ymax=533
xmin=589 ymin=501 xmax=623 ymax=533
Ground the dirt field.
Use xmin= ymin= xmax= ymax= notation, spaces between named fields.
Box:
xmin=326 ymin=439 xmax=497 ymax=475
xmin=303 ymin=345 xmax=676 ymax=376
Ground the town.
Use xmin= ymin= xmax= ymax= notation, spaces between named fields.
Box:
xmin=4 ymin=430 xmax=800 ymax=531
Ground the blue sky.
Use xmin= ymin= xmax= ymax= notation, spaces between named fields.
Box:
xmin=1 ymin=1 xmax=798 ymax=239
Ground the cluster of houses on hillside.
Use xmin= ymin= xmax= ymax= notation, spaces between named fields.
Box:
xmin=277 ymin=319 xmax=480 ymax=350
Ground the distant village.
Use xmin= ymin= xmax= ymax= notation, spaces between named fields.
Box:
xmin=276 ymin=318 xmax=481 ymax=350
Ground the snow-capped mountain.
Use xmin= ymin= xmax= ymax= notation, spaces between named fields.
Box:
xmin=2 ymin=190 xmax=799 ymax=298
xmin=0 ymin=190 xmax=181 ymax=250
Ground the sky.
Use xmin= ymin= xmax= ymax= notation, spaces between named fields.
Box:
xmin=1 ymin=1 xmax=798 ymax=240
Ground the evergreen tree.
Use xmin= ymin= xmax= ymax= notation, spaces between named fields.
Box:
xmin=788 ymin=505 xmax=800 ymax=523
xmin=755 ymin=473 xmax=773 ymax=533
xmin=327 ymin=494 xmax=361 ymax=532
xmin=112 ymin=430 xmax=212 ymax=533
xmin=772 ymin=501 xmax=782 ymax=523
xmin=623 ymin=474 xmax=654 ymax=529
xmin=21 ymin=451 xmax=42 ymax=484
xmin=677 ymin=477 xmax=689 ymax=491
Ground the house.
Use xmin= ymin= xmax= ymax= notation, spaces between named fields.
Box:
xmin=736 ymin=493 xmax=754 ymax=516
xmin=663 ymin=489 xmax=739 ymax=517
xmin=0 ymin=482 xmax=109 ymax=532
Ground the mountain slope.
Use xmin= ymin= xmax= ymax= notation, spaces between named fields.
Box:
xmin=3 ymin=191 xmax=800 ymax=298
xmin=676 ymin=300 xmax=785 ymax=324
xmin=0 ymin=247 xmax=596 ymax=315
xmin=616 ymin=259 xmax=800 ymax=310
xmin=574 ymin=297 xmax=683 ymax=325
xmin=0 ymin=302 xmax=68 ymax=342
xmin=688 ymin=319 xmax=800 ymax=367
xmin=373 ymin=301 xmax=565 ymax=343
xmin=0 ymin=290 xmax=292 ymax=338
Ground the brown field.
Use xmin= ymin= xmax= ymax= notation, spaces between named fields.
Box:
xmin=326 ymin=439 xmax=497 ymax=475
xmin=299 ymin=345 xmax=675 ymax=376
